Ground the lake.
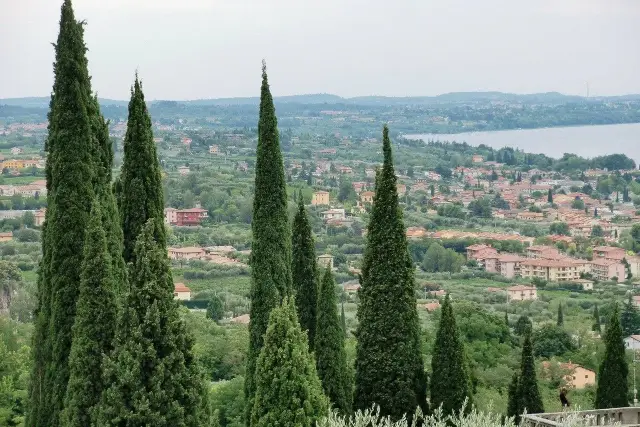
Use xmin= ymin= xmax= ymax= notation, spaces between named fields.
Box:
xmin=404 ymin=123 xmax=640 ymax=163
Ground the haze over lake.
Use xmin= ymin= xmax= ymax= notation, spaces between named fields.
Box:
xmin=405 ymin=123 xmax=640 ymax=164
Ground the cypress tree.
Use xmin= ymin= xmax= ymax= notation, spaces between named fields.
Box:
xmin=95 ymin=220 xmax=203 ymax=426
xmin=430 ymin=294 xmax=472 ymax=416
xmin=621 ymin=294 xmax=640 ymax=336
xmin=516 ymin=331 xmax=544 ymax=415
xmin=593 ymin=304 xmax=602 ymax=333
xmin=595 ymin=304 xmax=629 ymax=408
xmin=340 ymin=299 xmax=346 ymax=336
xmin=292 ymin=190 xmax=318 ymax=347
xmin=354 ymin=125 xmax=426 ymax=419
xmin=28 ymin=2 xmax=98 ymax=424
xmin=506 ymin=374 xmax=520 ymax=421
xmin=557 ymin=303 xmax=564 ymax=327
xmin=61 ymin=201 xmax=117 ymax=427
xmin=245 ymin=61 xmax=292 ymax=424
xmin=547 ymin=189 xmax=553 ymax=204
xmin=250 ymin=298 xmax=328 ymax=427
xmin=315 ymin=267 xmax=351 ymax=413
xmin=119 ymin=75 xmax=165 ymax=264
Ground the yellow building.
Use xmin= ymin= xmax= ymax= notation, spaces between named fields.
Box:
xmin=312 ymin=191 xmax=330 ymax=206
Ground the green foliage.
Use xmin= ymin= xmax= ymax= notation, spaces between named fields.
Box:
xmin=354 ymin=126 xmax=426 ymax=419
xmin=250 ymin=298 xmax=328 ymax=427
xmin=506 ymin=374 xmax=519 ymax=420
xmin=421 ymin=242 xmax=464 ymax=273
xmin=596 ymin=304 xmax=629 ymax=408
xmin=119 ymin=75 xmax=166 ymax=264
xmin=591 ymin=225 xmax=604 ymax=238
xmin=532 ymin=325 xmax=575 ymax=358
xmin=95 ymin=221 xmax=204 ymax=426
xmin=61 ymin=202 xmax=117 ymax=427
xmin=571 ymin=198 xmax=584 ymax=210
xmin=514 ymin=315 xmax=532 ymax=336
xmin=549 ymin=222 xmax=570 ymax=236
xmin=557 ymin=303 xmax=564 ymax=327
xmin=620 ymin=294 xmax=640 ymax=336
xmin=467 ymin=198 xmax=492 ymax=218
xmin=547 ymin=189 xmax=553 ymax=204
xmin=210 ymin=377 xmax=245 ymax=427
xmin=516 ymin=331 xmax=544 ymax=415
xmin=0 ymin=317 xmax=31 ymax=427
xmin=592 ymin=304 xmax=601 ymax=333
xmin=431 ymin=295 xmax=472 ymax=417
xmin=292 ymin=193 xmax=318 ymax=347
xmin=206 ymin=295 xmax=225 ymax=323
xmin=245 ymin=62 xmax=293 ymax=424
xmin=315 ymin=267 xmax=351 ymax=413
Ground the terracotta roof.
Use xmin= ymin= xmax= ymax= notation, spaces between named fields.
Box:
xmin=174 ymin=283 xmax=191 ymax=293
xmin=507 ymin=285 xmax=537 ymax=291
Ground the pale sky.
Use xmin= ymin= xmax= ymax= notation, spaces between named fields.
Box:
xmin=1 ymin=0 xmax=638 ymax=100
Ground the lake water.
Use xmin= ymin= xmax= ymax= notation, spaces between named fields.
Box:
xmin=404 ymin=123 xmax=640 ymax=163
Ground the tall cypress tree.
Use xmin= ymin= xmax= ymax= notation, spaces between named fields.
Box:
xmin=315 ymin=267 xmax=351 ymax=413
xmin=506 ymin=373 xmax=520 ymax=421
xmin=595 ymin=304 xmax=629 ymax=409
xmin=292 ymin=190 xmax=317 ymax=347
xmin=593 ymin=304 xmax=602 ymax=333
xmin=547 ymin=189 xmax=553 ymax=204
xmin=516 ymin=331 xmax=544 ymax=415
xmin=621 ymin=294 xmax=640 ymax=336
xmin=28 ymin=2 xmax=97 ymax=425
xmin=245 ymin=61 xmax=292 ymax=424
xmin=354 ymin=125 xmax=426 ymax=419
xmin=430 ymin=294 xmax=472 ymax=416
xmin=250 ymin=298 xmax=328 ymax=427
xmin=95 ymin=221 xmax=203 ymax=426
xmin=557 ymin=303 xmax=564 ymax=327
xmin=119 ymin=75 xmax=165 ymax=264
xmin=61 ymin=201 xmax=117 ymax=426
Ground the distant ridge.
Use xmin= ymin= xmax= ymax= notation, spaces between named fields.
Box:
xmin=3 ymin=91 xmax=640 ymax=109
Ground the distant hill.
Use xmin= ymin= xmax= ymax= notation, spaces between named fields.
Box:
xmin=4 ymin=91 xmax=640 ymax=109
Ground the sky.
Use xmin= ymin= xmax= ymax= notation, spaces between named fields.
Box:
xmin=1 ymin=0 xmax=639 ymax=100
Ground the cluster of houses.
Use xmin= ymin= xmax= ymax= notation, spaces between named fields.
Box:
xmin=0 ymin=180 xmax=47 ymax=198
xmin=467 ymin=244 xmax=635 ymax=283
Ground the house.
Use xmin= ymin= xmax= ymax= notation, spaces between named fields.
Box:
xmin=516 ymin=211 xmax=544 ymax=221
xmin=178 ymin=166 xmax=190 ymax=176
xmin=10 ymin=147 xmax=23 ymax=155
xmin=527 ymin=245 xmax=560 ymax=259
xmin=173 ymin=283 xmax=192 ymax=301
xmin=466 ymin=244 xmax=496 ymax=259
xmin=360 ymin=191 xmax=374 ymax=204
xmin=181 ymin=137 xmax=192 ymax=146
xmin=164 ymin=207 xmax=177 ymax=225
xmin=338 ymin=166 xmax=353 ymax=174
xmin=0 ymin=232 xmax=12 ymax=242
xmin=209 ymin=145 xmax=219 ymax=154
xmin=570 ymin=279 xmax=594 ymax=291
xmin=168 ymin=246 xmax=206 ymax=260
xmin=34 ymin=209 xmax=46 ymax=226
xmin=593 ymin=246 xmax=626 ymax=261
xmin=406 ymin=226 xmax=428 ymax=239
xmin=230 ymin=314 xmax=250 ymax=325
xmin=352 ymin=182 xmax=367 ymax=193
xmin=472 ymin=155 xmax=483 ymax=163
xmin=590 ymin=259 xmax=625 ymax=282
xmin=506 ymin=285 xmax=538 ymax=302
xmin=625 ymin=335 xmax=640 ymax=350
xmin=176 ymin=207 xmax=208 ymax=226
xmin=317 ymin=254 xmax=334 ymax=270
xmin=321 ymin=209 xmax=346 ymax=221
xmin=419 ymin=301 xmax=441 ymax=312
xmin=397 ymin=184 xmax=407 ymax=196
xmin=312 ymin=191 xmax=330 ymax=206
xmin=541 ymin=361 xmax=596 ymax=389
xmin=343 ymin=280 xmax=361 ymax=294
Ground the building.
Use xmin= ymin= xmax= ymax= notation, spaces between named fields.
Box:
xmin=360 ymin=191 xmax=374 ymax=204
xmin=497 ymin=254 xmax=524 ymax=279
xmin=173 ymin=283 xmax=192 ymax=301
xmin=321 ymin=208 xmax=346 ymax=221
xmin=168 ymin=246 xmax=206 ymax=260
xmin=10 ymin=147 xmax=23 ymax=155
xmin=176 ymin=207 xmax=208 ymax=226
xmin=317 ymin=254 xmax=334 ymax=270
xmin=541 ymin=361 xmax=596 ymax=389
xmin=520 ymin=259 xmax=582 ymax=282
xmin=590 ymin=259 xmax=625 ymax=282
xmin=230 ymin=314 xmax=250 ymax=324
xmin=466 ymin=244 xmax=497 ymax=259
xmin=593 ymin=246 xmax=626 ymax=261
xmin=625 ymin=335 xmax=640 ymax=350
xmin=311 ymin=191 xmax=330 ymax=206
xmin=397 ymin=183 xmax=407 ymax=196
xmin=506 ymin=285 xmax=538 ymax=302
xmin=34 ymin=209 xmax=46 ymax=226
xmin=571 ymin=279 xmax=594 ymax=291
xmin=178 ymin=166 xmax=190 ymax=176
xmin=472 ymin=155 xmax=483 ymax=163
xmin=527 ymin=245 xmax=560 ymax=259
xmin=164 ymin=207 xmax=177 ymax=225
xmin=0 ymin=232 xmax=12 ymax=242
xmin=209 ymin=145 xmax=219 ymax=154
xmin=406 ymin=226 xmax=428 ymax=239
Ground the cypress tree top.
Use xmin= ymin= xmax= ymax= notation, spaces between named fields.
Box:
xmin=245 ymin=61 xmax=293 ymax=425
xmin=517 ymin=331 xmax=544 ymax=415
xmin=354 ymin=125 xmax=426 ymax=419
xmin=120 ymin=74 xmax=165 ymax=264
xmin=595 ymin=303 xmax=629 ymax=409
xmin=430 ymin=294 xmax=472 ymax=417
xmin=292 ymin=190 xmax=318 ymax=347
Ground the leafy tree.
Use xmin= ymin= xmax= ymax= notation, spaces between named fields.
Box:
xmin=245 ymin=62 xmax=293 ymax=424
xmin=593 ymin=304 xmax=602 ymax=333
xmin=547 ymin=189 xmax=553 ymax=204
xmin=595 ymin=304 xmax=629 ymax=408
xmin=337 ymin=179 xmax=356 ymax=203
xmin=315 ymin=267 xmax=351 ymax=413
xmin=591 ymin=225 xmax=604 ymax=238
xmin=95 ymin=221 xmax=204 ymax=426
xmin=431 ymin=294 xmax=471 ymax=417
xmin=571 ymin=198 xmax=585 ymax=210
xmin=421 ymin=242 xmax=464 ymax=273
xmin=557 ymin=303 xmax=564 ymax=327
xmin=207 ymin=295 xmax=225 ymax=323
xmin=61 ymin=201 xmax=117 ymax=427
xmin=514 ymin=315 xmax=532 ymax=336
xmin=28 ymin=2 xmax=100 ymax=424
xmin=250 ymin=298 xmax=328 ymax=427
xmin=291 ymin=192 xmax=317 ymax=348
xmin=506 ymin=374 xmax=519 ymax=421
xmin=532 ymin=325 xmax=575 ymax=358
xmin=468 ymin=198 xmax=493 ymax=218
xmin=549 ymin=222 xmax=570 ymax=236
xmin=620 ymin=294 xmax=640 ymax=336
xmin=354 ymin=126 xmax=426 ymax=420
xmin=119 ymin=75 xmax=166 ymax=264
xmin=516 ymin=331 xmax=544 ymax=415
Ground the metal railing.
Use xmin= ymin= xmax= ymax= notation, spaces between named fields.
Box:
xmin=523 ymin=408 xmax=640 ymax=427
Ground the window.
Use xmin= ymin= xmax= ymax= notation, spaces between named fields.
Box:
xmin=585 ymin=375 xmax=588 ymax=379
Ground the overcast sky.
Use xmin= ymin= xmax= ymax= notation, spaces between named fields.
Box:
xmin=1 ymin=0 xmax=638 ymax=100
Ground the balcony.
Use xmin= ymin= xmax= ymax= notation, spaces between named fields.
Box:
xmin=523 ymin=407 xmax=640 ymax=427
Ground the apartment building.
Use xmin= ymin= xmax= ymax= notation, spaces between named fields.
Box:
xmin=507 ymin=285 xmax=538 ymax=302
xmin=520 ymin=259 xmax=582 ymax=282
xmin=590 ymin=258 xmax=625 ymax=282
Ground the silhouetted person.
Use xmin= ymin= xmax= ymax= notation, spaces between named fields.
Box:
xmin=560 ymin=388 xmax=570 ymax=408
